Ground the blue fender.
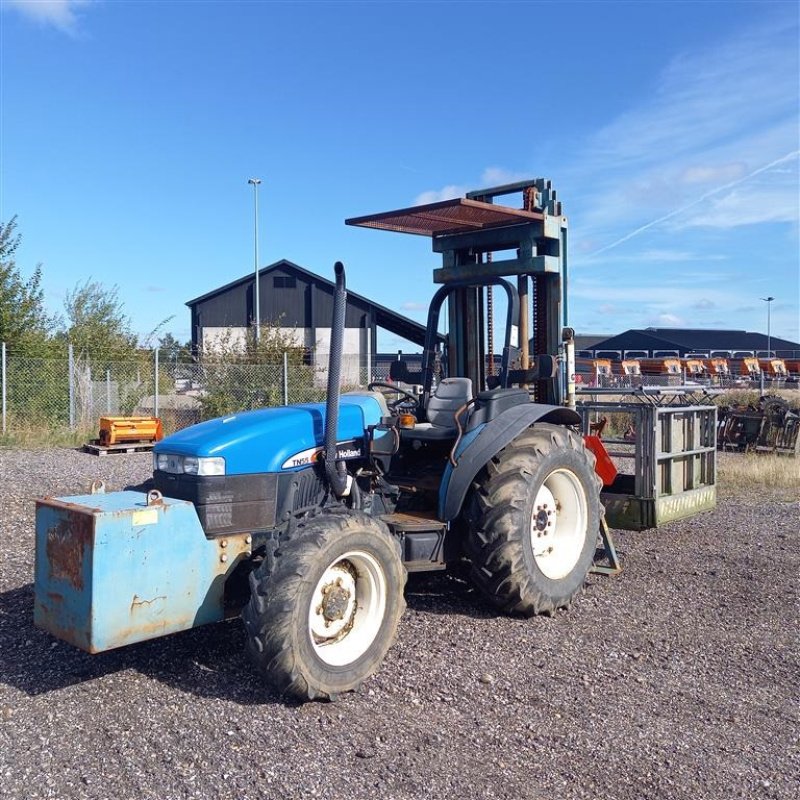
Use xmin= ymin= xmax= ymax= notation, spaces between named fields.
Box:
xmin=438 ymin=403 xmax=582 ymax=521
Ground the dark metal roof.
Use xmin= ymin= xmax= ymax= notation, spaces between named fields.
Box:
xmin=575 ymin=333 xmax=612 ymax=351
xmin=345 ymin=198 xmax=545 ymax=238
xmin=591 ymin=328 xmax=800 ymax=352
xmin=186 ymin=259 xmax=439 ymax=347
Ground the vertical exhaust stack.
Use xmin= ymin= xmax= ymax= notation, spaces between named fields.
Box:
xmin=324 ymin=261 xmax=351 ymax=497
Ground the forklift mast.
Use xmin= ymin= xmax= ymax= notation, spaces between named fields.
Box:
xmin=346 ymin=179 xmax=568 ymax=404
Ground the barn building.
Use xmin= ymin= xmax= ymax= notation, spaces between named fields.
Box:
xmin=186 ymin=260 xmax=431 ymax=380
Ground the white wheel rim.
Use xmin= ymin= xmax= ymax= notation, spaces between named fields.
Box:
xmin=530 ymin=468 xmax=588 ymax=580
xmin=307 ymin=550 xmax=387 ymax=667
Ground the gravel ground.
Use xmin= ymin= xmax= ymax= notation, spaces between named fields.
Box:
xmin=0 ymin=447 xmax=797 ymax=800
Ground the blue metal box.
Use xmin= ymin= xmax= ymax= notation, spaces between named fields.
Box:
xmin=34 ymin=489 xmax=252 ymax=653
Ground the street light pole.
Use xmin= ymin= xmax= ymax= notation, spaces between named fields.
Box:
xmin=248 ymin=178 xmax=262 ymax=343
xmin=759 ymin=296 xmax=774 ymax=392
xmin=760 ymin=296 xmax=774 ymax=357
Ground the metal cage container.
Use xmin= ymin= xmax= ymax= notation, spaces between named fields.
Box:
xmin=577 ymin=389 xmax=717 ymax=530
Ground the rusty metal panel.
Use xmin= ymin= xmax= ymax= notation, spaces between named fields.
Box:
xmin=34 ymin=491 xmax=252 ymax=653
xmin=345 ymin=198 xmax=545 ymax=237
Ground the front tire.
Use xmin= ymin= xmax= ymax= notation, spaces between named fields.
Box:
xmin=242 ymin=511 xmax=406 ymax=701
xmin=465 ymin=423 xmax=601 ymax=617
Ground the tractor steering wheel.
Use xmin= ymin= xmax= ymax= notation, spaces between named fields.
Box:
xmin=367 ymin=382 xmax=420 ymax=411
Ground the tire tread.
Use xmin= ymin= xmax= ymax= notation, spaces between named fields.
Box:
xmin=242 ymin=510 xmax=406 ymax=702
xmin=464 ymin=423 xmax=601 ymax=617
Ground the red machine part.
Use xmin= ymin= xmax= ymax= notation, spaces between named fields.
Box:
xmin=583 ymin=435 xmax=618 ymax=487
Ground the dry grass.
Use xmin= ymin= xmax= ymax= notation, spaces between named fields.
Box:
xmin=717 ymin=451 xmax=800 ymax=500
xmin=714 ymin=388 xmax=800 ymax=409
xmin=715 ymin=390 xmax=799 ymax=500
xmin=0 ymin=419 xmax=91 ymax=449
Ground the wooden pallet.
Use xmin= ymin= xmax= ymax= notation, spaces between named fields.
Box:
xmin=83 ymin=440 xmax=156 ymax=456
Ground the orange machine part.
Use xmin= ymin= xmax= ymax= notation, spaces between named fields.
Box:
xmin=684 ymin=359 xmax=705 ymax=376
xmin=99 ymin=416 xmax=163 ymax=446
xmin=741 ymin=357 xmax=761 ymax=376
xmin=707 ymin=358 xmax=730 ymax=375
xmin=760 ymin=358 xmax=788 ymax=376
xmin=592 ymin=358 xmax=613 ymax=377
xmin=620 ymin=359 xmax=641 ymax=376
xmin=583 ymin=434 xmax=618 ymax=487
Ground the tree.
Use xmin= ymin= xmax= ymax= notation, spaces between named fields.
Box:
xmin=199 ymin=320 xmax=308 ymax=366
xmin=61 ymin=280 xmax=139 ymax=361
xmin=158 ymin=332 xmax=194 ymax=363
xmin=196 ymin=321 xmax=315 ymax=418
xmin=243 ymin=322 xmax=309 ymax=365
xmin=0 ymin=217 xmax=57 ymax=352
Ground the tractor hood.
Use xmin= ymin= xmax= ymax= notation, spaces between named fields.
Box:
xmin=154 ymin=394 xmax=385 ymax=475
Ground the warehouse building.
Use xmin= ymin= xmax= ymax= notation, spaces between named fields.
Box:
xmin=186 ymin=260 xmax=431 ymax=378
xmin=581 ymin=328 xmax=800 ymax=360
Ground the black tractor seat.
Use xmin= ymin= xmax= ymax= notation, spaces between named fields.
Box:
xmin=400 ymin=378 xmax=473 ymax=442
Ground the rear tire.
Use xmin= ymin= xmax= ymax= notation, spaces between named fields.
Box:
xmin=465 ymin=423 xmax=601 ymax=617
xmin=242 ymin=511 xmax=406 ymax=701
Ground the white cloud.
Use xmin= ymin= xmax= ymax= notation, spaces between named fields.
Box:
xmin=586 ymin=17 xmax=797 ymax=170
xmin=413 ymin=185 xmax=465 ymax=205
xmin=692 ymin=298 xmax=716 ymax=310
xmin=568 ymin=16 xmax=799 ymax=253
xmin=413 ymin=165 xmax=531 ymax=207
xmin=650 ymin=313 xmax=685 ymax=327
xmin=400 ymin=301 xmax=427 ymax=311
xmin=583 ymin=150 xmax=799 ymax=256
xmin=480 ymin=167 xmax=529 ymax=187
xmin=634 ymin=249 xmax=700 ymax=263
xmin=579 ymin=248 xmax=728 ymax=267
xmin=678 ymin=183 xmax=800 ymax=229
xmin=679 ymin=163 xmax=747 ymax=185
xmin=4 ymin=0 xmax=92 ymax=34
xmin=570 ymin=279 xmax=740 ymax=309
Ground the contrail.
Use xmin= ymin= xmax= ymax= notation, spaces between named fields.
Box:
xmin=587 ymin=149 xmax=800 ymax=258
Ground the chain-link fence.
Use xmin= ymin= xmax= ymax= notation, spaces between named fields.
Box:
xmin=579 ymin=373 xmax=796 ymax=391
xmin=3 ymin=343 xmax=795 ymax=439
xmin=0 ymin=344 xmax=393 ymax=438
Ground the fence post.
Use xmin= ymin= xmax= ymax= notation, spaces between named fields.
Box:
xmin=1 ymin=342 xmax=6 ymax=435
xmin=154 ymin=348 xmax=160 ymax=418
xmin=106 ymin=369 xmax=111 ymax=413
xmin=283 ymin=352 xmax=289 ymax=405
xmin=87 ymin=365 xmax=92 ymax=427
xmin=68 ymin=344 xmax=75 ymax=430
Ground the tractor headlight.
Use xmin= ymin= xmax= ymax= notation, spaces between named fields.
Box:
xmin=153 ymin=453 xmax=225 ymax=476
xmin=196 ymin=457 xmax=226 ymax=476
xmin=182 ymin=456 xmax=225 ymax=476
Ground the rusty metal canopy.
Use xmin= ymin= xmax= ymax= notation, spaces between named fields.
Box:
xmin=345 ymin=198 xmax=544 ymax=237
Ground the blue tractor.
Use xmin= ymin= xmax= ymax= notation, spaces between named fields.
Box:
xmin=35 ymin=181 xmax=605 ymax=701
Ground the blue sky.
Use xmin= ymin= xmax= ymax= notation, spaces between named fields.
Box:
xmin=1 ymin=0 xmax=798 ymax=351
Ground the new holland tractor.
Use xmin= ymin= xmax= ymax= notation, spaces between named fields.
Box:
xmin=35 ymin=180 xmax=608 ymax=701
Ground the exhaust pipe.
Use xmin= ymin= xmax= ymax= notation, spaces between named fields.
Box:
xmin=324 ymin=261 xmax=351 ymax=497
